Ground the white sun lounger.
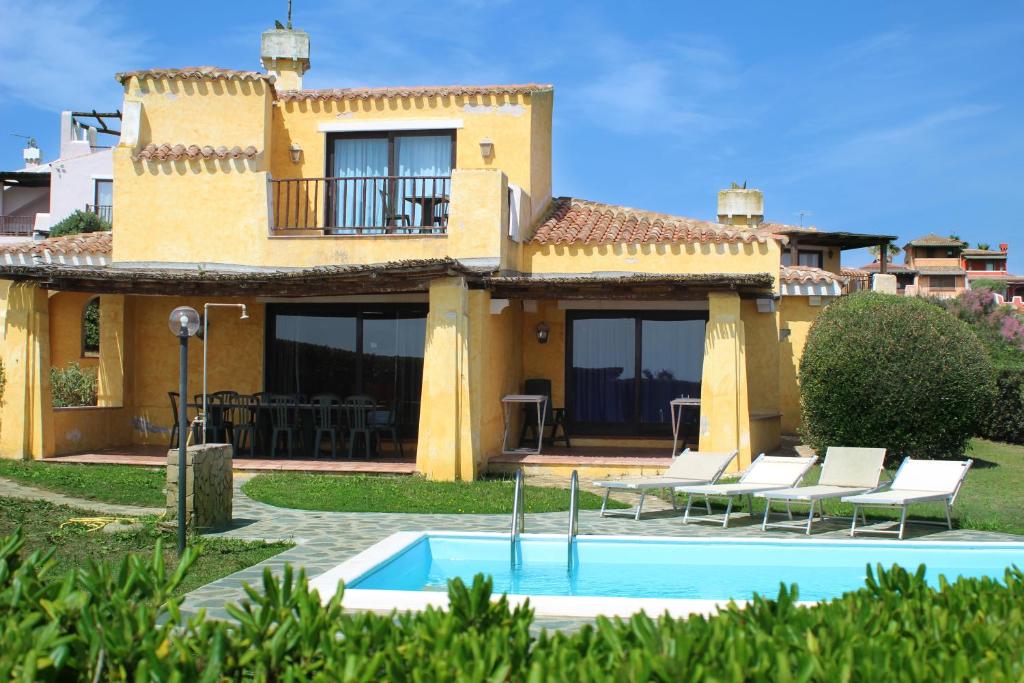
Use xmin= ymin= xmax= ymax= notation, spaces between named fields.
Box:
xmin=842 ymin=457 xmax=973 ymax=539
xmin=676 ymin=454 xmax=818 ymax=528
xmin=757 ymin=447 xmax=887 ymax=535
xmin=593 ymin=449 xmax=738 ymax=520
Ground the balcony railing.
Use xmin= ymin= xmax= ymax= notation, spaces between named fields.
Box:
xmin=270 ymin=176 xmax=451 ymax=235
xmin=86 ymin=204 xmax=113 ymax=223
xmin=0 ymin=215 xmax=35 ymax=236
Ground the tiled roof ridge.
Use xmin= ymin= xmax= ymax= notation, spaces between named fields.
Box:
xmin=276 ymin=83 xmax=552 ymax=101
xmin=132 ymin=143 xmax=260 ymax=161
xmin=116 ymin=67 xmax=274 ymax=85
xmin=780 ymin=265 xmax=847 ymax=285
xmin=530 ymin=196 xmax=775 ymax=245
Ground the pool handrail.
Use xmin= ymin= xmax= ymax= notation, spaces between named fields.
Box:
xmin=568 ymin=470 xmax=579 ymax=568
xmin=510 ymin=469 xmax=525 ymax=561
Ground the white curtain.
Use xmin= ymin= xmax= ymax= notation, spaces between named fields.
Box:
xmin=333 ymin=138 xmax=388 ymax=232
xmin=395 ymin=135 xmax=452 ymax=227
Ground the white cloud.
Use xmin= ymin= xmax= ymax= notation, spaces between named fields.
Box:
xmin=0 ymin=1 xmax=147 ymax=112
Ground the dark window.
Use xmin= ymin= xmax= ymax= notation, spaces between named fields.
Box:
xmin=781 ymin=250 xmax=824 ymax=268
xmin=929 ymin=275 xmax=957 ymax=289
xmin=82 ymin=297 xmax=100 ymax=356
xmin=326 ymin=131 xmax=456 ymax=230
xmin=265 ymin=304 xmax=427 ymax=432
xmin=566 ymin=310 xmax=706 ymax=437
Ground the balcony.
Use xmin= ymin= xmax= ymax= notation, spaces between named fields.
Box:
xmin=0 ymin=215 xmax=35 ymax=236
xmin=270 ymin=176 xmax=451 ymax=235
xmin=87 ymin=204 xmax=112 ymax=223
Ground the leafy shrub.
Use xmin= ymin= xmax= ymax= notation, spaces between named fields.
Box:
xmin=800 ymin=292 xmax=994 ymax=460
xmin=49 ymin=209 xmax=111 ymax=237
xmin=970 ymin=278 xmax=1008 ymax=295
xmin=942 ymin=289 xmax=1024 ymax=371
xmin=1 ymin=530 xmax=1023 ymax=681
xmin=82 ymin=297 xmax=100 ymax=354
xmin=977 ymin=369 xmax=1024 ymax=444
xmin=50 ymin=362 xmax=97 ymax=407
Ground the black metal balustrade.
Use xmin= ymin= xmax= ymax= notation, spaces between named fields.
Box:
xmin=270 ymin=176 xmax=451 ymax=234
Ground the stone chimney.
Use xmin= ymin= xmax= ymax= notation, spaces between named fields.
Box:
xmin=717 ymin=187 xmax=764 ymax=227
xmin=261 ymin=26 xmax=310 ymax=91
xmin=1000 ymin=243 xmax=1009 ymax=252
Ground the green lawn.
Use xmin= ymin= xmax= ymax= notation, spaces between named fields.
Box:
xmin=0 ymin=460 xmax=166 ymax=508
xmin=0 ymin=497 xmax=290 ymax=594
xmin=668 ymin=439 xmax=1024 ymax=535
xmin=242 ymin=473 xmax=629 ymax=514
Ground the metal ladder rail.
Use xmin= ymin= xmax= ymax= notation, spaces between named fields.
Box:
xmin=567 ymin=470 xmax=579 ymax=570
xmin=510 ymin=469 xmax=525 ymax=567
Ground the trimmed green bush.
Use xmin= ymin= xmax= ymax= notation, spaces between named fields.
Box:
xmin=970 ymin=278 xmax=1008 ymax=295
xmin=978 ymin=369 xmax=1024 ymax=444
xmin=50 ymin=362 xmax=97 ymax=407
xmin=49 ymin=209 xmax=111 ymax=238
xmin=800 ymin=292 xmax=994 ymax=460
xmin=1 ymin=530 xmax=1023 ymax=680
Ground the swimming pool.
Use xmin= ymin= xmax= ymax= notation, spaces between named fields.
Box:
xmin=310 ymin=532 xmax=1024 ymax=618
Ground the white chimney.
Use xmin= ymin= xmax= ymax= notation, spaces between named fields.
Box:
xmin=717 ymin=187 xmax=764 ymax=227
xmin=22 ymin=140 xmax=41 ymax=168
xmin=261 ymin=26 xmax=310 ymax=91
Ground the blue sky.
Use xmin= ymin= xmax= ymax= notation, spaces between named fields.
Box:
xmin=2 ymin=0 xmax=1022 ymax=270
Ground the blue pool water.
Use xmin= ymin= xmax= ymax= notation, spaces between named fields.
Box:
xmin=349 ymin=534 xmax=1024 ymax=602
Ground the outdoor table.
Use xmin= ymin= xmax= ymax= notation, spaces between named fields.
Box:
xmin=501 ymin=394 xmax=547 ymax=455
xmin=404 ymin=195 xmax=449 ymax=228
xmin=670 ymin=397 xmax=701 ymax=458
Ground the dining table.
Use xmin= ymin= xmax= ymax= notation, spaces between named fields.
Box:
xmin=404 ymin=195 xmax=449 ymax=228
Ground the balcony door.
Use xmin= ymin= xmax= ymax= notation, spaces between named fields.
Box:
xmin=328 ymin=131 xmax=455 ymax=232
xmin=566 ymin=311 xmax=707 ymax=436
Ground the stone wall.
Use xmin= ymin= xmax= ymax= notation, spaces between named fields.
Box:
xmin=166 ymin=444 xmax=232 ymax=530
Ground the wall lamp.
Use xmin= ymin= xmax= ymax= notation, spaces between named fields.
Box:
xmin=289 ymin=143 xmax=303 ymax=164
xmin=535 ymin=321 xmax=550 ymax=344
xmin=479 ymin=137 xmax=494 ymax=159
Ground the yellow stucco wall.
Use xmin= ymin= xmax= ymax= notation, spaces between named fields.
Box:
xmin=48 ymin=292 xmax=99 ymax=372
xmin=50 ymin=407 xmax=132 ymax=455
xmin=0 ymin=283 xmax=52 ymax=459
xmin=524 ymin=241 xmax=782 ymax=288
xmin=127 ymin=296 xmax=264 ymax=445
xmin=778 ymin=297 xmax=822 ymax=435
xmin=521 ymin=300 xmax=565 ymax=409
xmin=741 ymin=299 xmax=780 ymax=414
xmin=113 ymin=75 xmax=549 ymax=271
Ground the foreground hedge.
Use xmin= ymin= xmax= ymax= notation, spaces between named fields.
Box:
xmin=800 ymin=292 xmax=994 ymax=461
xmin=1 ymin=532 xmax=1022 ymax=681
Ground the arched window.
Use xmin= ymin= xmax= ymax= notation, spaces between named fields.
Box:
xmin=81 ymin=297 xmax=100 ymax=357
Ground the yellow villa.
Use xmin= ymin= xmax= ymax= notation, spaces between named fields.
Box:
xmin=0 ymin=25 xmax=895 ymax=480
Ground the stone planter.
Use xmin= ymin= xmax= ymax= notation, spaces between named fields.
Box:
xmin=166 ymin=444 xmax=233 ymax=530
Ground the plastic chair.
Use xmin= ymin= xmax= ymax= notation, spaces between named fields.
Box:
xmin=167 ymin=391 xmax=183 ymax=449
xmin=371 ymin=402 xmax=403 ymax=457
xmin=268 ymin=394 xmax=301 ymax=458
xmin=343 ymin=395 xmax=377 ymax=459
xmin=311 ymin=394 xmax=343 ymax=459
xmin=227 ymin=395 xmax=259 ymax=458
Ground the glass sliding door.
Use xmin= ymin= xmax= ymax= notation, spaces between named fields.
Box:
xmin=395 ymin=134 xmax=453 ymax=228
xmin=566 ymin=311 xmax=707 ymax=436
xmin=265 ymin=304 xmax=427 ymax=432
xmin=331 ymin=136 xmax=388 ymax=233
xmin=569 ymin=317 xmax=635 ymax=428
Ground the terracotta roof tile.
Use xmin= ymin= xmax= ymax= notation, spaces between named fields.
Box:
xmin=916 ymin=265 xmax=965 ymax=275
xmin=276 ymin=83 xmax=552 ymax=101
xmin=0 ymin=232 xmax=111 ymax=267
xmin=530 ymin=197 xmax=774 ymax=246
xmin=905 ymin=233 xmax=965 ymax=247
xmin=780 ymin=265 xmax=846 ymax=285
xmin=132 ymin=143 xmax=260 ymax=161
xmin=116 ymin=67 xmax=273 ymax=85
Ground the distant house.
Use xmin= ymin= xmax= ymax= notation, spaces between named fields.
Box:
xmin=0 ymin=111 xmax=117 ymax=244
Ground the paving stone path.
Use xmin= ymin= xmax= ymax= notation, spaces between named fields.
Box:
xmin=182 ymin=474 xmax=1022 ymax=622
xmin=0 ymin=476 xmax=163 ymax=518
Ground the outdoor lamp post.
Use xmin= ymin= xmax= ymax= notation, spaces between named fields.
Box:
xmin=201 ymin=303 xmax=249 ymax=444
xmin=168 ymin=306 xmax=200 ymax=555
